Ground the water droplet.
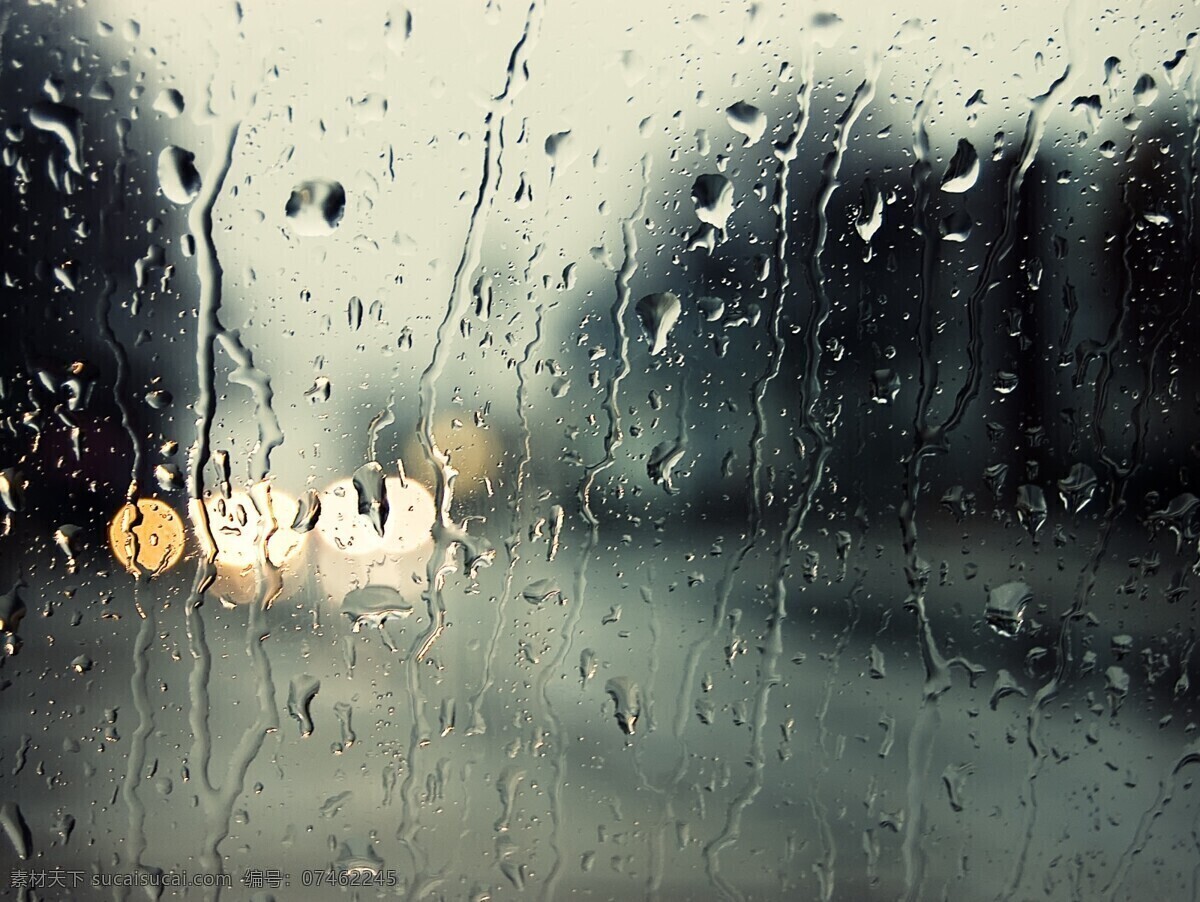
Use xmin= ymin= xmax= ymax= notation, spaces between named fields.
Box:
xmin=155 ymin=463 xmax=183 ymax=492
xmin=319 ymin=790 xmax=352 ymax=817
xmin=352 ymin=462 xmax=389 ymax=537
xmin=0 ymin=582 xmax=26 ymax=657
xmin=522 ymin=577 xmax=563 ymax=606
xmin=1057 ymin=463 xmax=1098 ymax=514
xmin=605 ymin=677 xmax=641 ymax=735
xmin=29 ymin=102 xmax=83 ymax=175
xmin=291 ymin=489 xmax=321 ymax=533
xmin=0 ymin=469 xmax=26 ymax=513
xmin=940 ymin=138 xmax=980 ymax=193
xmin=152 ymin=88 xmax=185 ymax=118
xmin=158 ymin=146 xmax=201 ymax=204
xmin=619 ymin=49 xmax=647 ymax=86
xmin=1070 ymin=94 xmax=1103 ymax=133
xmin=986 ymin=581 xmax=1032 ymax=637
xmin=868 ymin=644 xmax=887 ymax=678
xmin=940 ymin=210 xmax=972 ymax=242
xmin=855 ymin=181 xmax=884 ymax=246
xmin=0 ymin=802 xmax=31 ymax=860
xmin=994 ymin=371 xmax=1019 ymax=394
xmin=635 ymin=292 xmax=682 ymax=356
xmin=691 ymin=174 xmax=734 ymax=230
xmin=1016 ymin=485 xmax=1048 ymax=539
xmin=88 ymin=79 xmax=114 ymax=101
xmin=1133 ymin=73 xmax=1158 ymax=106
xmin=989 ymin=669 xmax=1027 ymax=708
xmin=52 ymin=813 xmax=75 ymax=846
xmin=580 ymin=648 xmax=597 ymax=683
xmin=385 ymin=6 xmax=413 ymax=54
xmin=544 ymin=130 xmax=579 ymax=184
xmin=334 ymin=842 xmax=386 ymax=879
xmin=1147 ymin=493 xmax=1200 ymax=551
xmin=1105 ymin=665 xmax=1130 ymax=715
xmin=341 ymin=585 xmax=413 ymax=634
xmin=285 ymin=180 xmax=346 ymax=236
xmin=870 ymin=368 xmax=900 ymax=404
xmin=54 ymin=524 xmax=81 ymax=572
xmin=1104 ymin=56 xmax=1123 ymax=88
xmin=697 ymin=296 xmax=725 ymax=322
xmin=305 ymin=376 xmax=331 ymax=403
xmin=647 ymin=441 xmax=684 ymax=493
xmin=439 ymin=697 xmax=456 ymax=737
xmin=145 ymin=389 xmax=173 ymax=410
xmin=725 ymin=101 xmax=766 ymax=146
xmin=1164 ymin=47 xmax=1191 ymax=88
xmin=286 ymin=675 xmax=321 ymax=737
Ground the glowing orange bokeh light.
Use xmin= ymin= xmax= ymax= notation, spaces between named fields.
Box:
xmin=108 ymin=498 xmax=187 ymax=576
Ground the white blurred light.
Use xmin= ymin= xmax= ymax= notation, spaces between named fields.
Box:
xmin=204 ymin=488 xmax=304 ymax=571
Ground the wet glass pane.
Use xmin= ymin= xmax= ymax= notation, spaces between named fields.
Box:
xmin=3 ymin=2 xmax=1200 ymax=899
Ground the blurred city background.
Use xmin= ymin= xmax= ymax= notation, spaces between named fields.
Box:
xmin=2 ymin=1 xmax=1200 ymax=899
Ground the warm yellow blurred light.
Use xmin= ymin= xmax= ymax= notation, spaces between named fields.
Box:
xmin=108 ymin=498 xmax=187 ymax=576
xmin=400 ymin=417 xmax=504 ymax=500
xmin=203 ymin=489 xmax=304 ymax=571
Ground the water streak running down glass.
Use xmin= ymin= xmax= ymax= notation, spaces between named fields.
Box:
xmin=2 ymin=1 xmax=1200 ymax=900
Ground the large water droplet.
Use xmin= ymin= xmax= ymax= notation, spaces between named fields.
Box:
xmin=691 ymin=174 xmax=734 ymax=230
xmin=855 ymin=181 xmax=884 ymax=246
xmin=579 ymin=648 xmax=597 ymax=683
xmin=725 ymin=101 xmax=766 ymax=145
xmin=1057 ymin=463 xmax=1098 ymax=514
xmin=286 ymin=675 xmax=321 ymax=737
xmin=54 ymin=524 xmax=82 ymax=573
xmin=158 ymin=146 xmax=201 ymax=204
xmin=940 ymin=138 xmax=980 ymax=193
xmin=1105 ymin=665 xmax=1130 ymax=715
xmin=605 ymin=677 xmax=641 ymax=735
xmin=352 ymin=462 xmax=389 ymax=537
xmin=285 ymin=179 xmax=346 ymax=236
xmin=0 ymin=802 xmax=31 ymax=860
xmin=341 ymin=585 xmax=413 ymax=622
xmin=544 ymin=130 xmax=579 ymax=184
xmin=522 ymin=577 xmax=563 ymax=606
xmin=985 ymin=581 xmax=1032 ymax=637
xmin=1016 ymin=484 xmax=1048 ymax=539
xmin=0 ymin=469 xmax=24 ymax=513
xmin=870 ymin=368 xmax=900 ymax=404
xmin=940 ymin=210 xmax=973 ymax=242
xmin=1147 ymin=493 xmax=1200 ymax=551
xmin=0 ymin=582 xmax=27 ymax=658
xmin=1133 ymin=73 xmax=1158 ymax=106
xmin=697 ymin=296 xmax=725 ymax=322
xmin=1104 ymin=56 xmax=1123 ymax=89
xmin=152 ymin=88 xmax=185 ymax=118
xmin=291 ymin=489 xmax=322 ymax=533
xmin=29 ymin=102 xmax=83 ymax=175
xmin=635 ymin=292 xmax=681 ymax=356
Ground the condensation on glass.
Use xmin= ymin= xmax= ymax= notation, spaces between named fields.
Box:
xmin=2 ymin=2 xmax=1200 ymax=900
